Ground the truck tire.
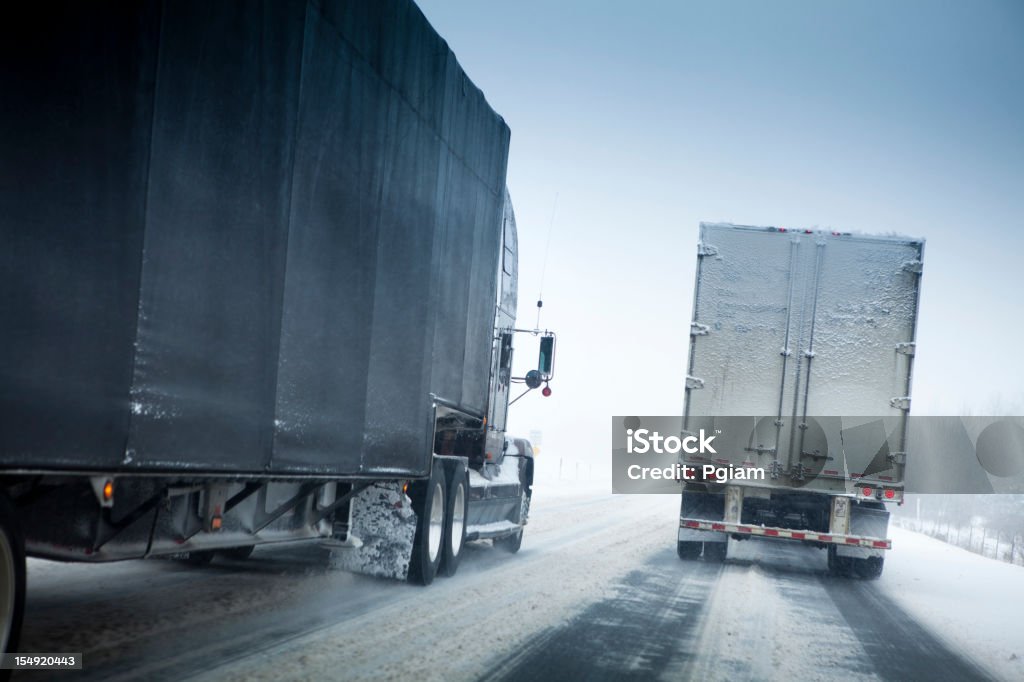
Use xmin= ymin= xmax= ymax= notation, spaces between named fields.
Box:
xmin=827 ymin=546 xmax=853 ymax=577
xmin=495 ymin=489 xmax=530 ymax=554
xmin=408 ymin=465 xmax=446 ymax=585
xmin=853 ymin=556 xmax=884 ymax=579
xmin=221 ymin=545 xmax=255 ymax=560
xmin=0 ymin=495 xmax=25 ymax=676
xmin=439 ymin=466 xmax=468 ymax=577
xmin=703 ymin=541 xmax=727 ymax=562
xmin=677 ymin=541 xmax=702 ymax=560
xmin=494 ymin=528 xmax=523 ymax=554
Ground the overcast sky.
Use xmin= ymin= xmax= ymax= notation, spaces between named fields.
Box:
xmin=417 ymin=0 xmax=1024 ymax=475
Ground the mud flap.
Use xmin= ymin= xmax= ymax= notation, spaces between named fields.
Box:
xmin=837 ymin=501 xmax=889 ymax=559
xmin=330 ymin=482 xmax=416 ymax=580
xmin=678 ymin=488 xmax=727 ymax=543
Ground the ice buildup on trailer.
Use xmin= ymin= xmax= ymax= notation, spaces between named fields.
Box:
xmin=677 ymin=223 xmax=924 ymax=578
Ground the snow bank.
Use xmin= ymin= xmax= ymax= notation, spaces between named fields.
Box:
xmin=880 ymin=527 xmax=1024 ymax=680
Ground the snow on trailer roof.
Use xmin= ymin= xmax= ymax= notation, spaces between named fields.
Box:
xmin=699 ymin=222 xmax=925 ymax=246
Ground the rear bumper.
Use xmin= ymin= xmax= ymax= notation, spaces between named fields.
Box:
xmin=679 ymin=517 xmax=892 ymax=550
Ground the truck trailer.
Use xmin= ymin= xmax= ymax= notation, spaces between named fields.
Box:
xmin=677 ymin=223 xmax=924 ymax=577
xmin=0 ymin=0 xmax=554 ymax=656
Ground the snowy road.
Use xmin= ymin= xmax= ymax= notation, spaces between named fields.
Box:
xmin=14 ymin=490 xmax=1022 ymax=681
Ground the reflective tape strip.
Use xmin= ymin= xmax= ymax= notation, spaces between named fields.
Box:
xmin=679 ymin=518 xmax=892 ymax=549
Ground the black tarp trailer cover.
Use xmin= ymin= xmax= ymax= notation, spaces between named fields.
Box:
xmin=0 ymin=0 xmax=510 ymax=478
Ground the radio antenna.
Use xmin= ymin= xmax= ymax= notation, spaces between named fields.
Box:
xmin=536 ymin=192 xmax=558 ymax=329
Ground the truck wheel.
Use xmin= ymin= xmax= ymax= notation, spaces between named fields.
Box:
xmin=0 ymin=495 xmax=25 ymax=668
xmin=408 ymin=465 xmax=446 ymax=585
xmin=703 ymin=541 xmax=727 ymax=562
xmin=677 ymin=541 xmax=702 ymax=560
xmin=853 ymin=556 xmax=884 ymax=579
xmin=439 ymin=466 xmax=468 ymax=577
xmin=494 ymin=528 xmax=523 ymax=554
xmin=827 ymin=546 xmax=853 ymax=577
xmin=221 ymin=545 xmax=255 ymax=560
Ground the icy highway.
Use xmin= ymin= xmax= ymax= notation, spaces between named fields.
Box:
xmin=15 ymin=490 xmax=1022 ymax=681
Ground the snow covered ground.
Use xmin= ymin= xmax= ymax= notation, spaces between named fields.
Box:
xmin=200 ymin=492 xmax=669 ymax=682
xmin=15 ymin=490 xmax=1023 ymax=681
xmin=879 ymin=527 xmax=1024 ymax=681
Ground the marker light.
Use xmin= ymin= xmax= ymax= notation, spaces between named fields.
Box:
xmin=542 ymin=386 xmax=552 ymax=397
xmin=103 ymin=480 xmax=114 ymax=502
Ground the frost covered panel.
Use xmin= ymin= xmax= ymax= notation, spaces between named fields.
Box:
xmin=123 ymin=1 xmax=304 ymax=471
xmin=0 ymin=0 xmax=509 ymax=476
xmin=0 ymin=2 xmax=158 ymax=470
xmin=804 ymin=235 xmax=921 ymax=481
xmin=685 ymin=224 xmax=794 ymax=418
xmin=683 ymin=223 xmax=922 ymax=491
xmin=803 ymin=235 xmax=921 ymax=417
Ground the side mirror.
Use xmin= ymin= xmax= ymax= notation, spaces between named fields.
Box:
xmin=538 ymin=333 xmax=555 ymax=379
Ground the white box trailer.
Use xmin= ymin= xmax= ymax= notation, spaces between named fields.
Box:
xmin=678 ymin=223 xmax=924 ymax=577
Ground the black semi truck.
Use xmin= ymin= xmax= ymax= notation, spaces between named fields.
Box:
xmin=0 ymin=0 xmax=554 ymax=655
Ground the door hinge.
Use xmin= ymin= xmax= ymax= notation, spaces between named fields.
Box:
xmin=889 ymin=396 xmax=911 ymax=410
xmin=685 ymin=376 xmax=705 ymax=390
xmin=901 ymin=260 xmax=923 ymax=274
xmin=690 ymin=322 xmax=710 ymax=336
xmin=789 ymin=463 xmax=810 ymax=481
xmin=888 ymin=451 xmax=907 ymax=465
xmin=697 ymin=243 xmax=719 ymax=258
xmin=895 ymin=342 xmax=916 ymax=356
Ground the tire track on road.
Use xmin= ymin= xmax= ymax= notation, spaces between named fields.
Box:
xmin=485 ymin=548 xmax=722 ymax=682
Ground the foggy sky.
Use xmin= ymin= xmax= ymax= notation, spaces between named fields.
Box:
xmin=417 ymin=0 xmax=1024 ymax=475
